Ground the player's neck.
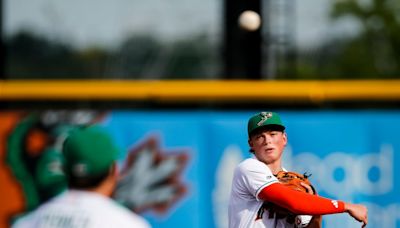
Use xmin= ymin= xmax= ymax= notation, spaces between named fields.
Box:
xmin=267 ymin=162 xmax=283 ymax=175
xmin=89 ymin=164 xmax=117 ymax=197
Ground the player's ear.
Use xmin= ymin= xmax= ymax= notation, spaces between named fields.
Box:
xmin=282 ymin=132 xmax=288 ymax=145
xmin=248 ymin=138 xmax=254 ymax=149
xmin=109 ymin=162 xmax=118 ymax=177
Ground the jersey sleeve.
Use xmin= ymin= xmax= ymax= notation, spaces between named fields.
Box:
xmin=258 ymin=183 xmax=345 ymax=215
xmin=235 ymin=158 xmax=279 ymax=201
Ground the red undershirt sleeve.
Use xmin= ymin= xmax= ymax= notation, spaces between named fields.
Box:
xmin=258 ymin=183 xmax=345 ymax=215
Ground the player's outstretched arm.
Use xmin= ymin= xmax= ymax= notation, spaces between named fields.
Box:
xmin=344 ymin=202 xmax=368 ymax=228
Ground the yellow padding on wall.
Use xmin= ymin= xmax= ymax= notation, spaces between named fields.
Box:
xmin=0 ymin=80 xmax=399 ymax=102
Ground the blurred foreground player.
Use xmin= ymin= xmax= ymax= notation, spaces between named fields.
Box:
xmin=12 ymin=125 xmax=151 ymax=228
xmin=228 ymin=112 xmax=368 ymax=228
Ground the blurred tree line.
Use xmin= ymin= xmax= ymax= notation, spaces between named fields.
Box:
xmin=295 ymin=0 xmax=400 ymax=79
xmin=4 ymin=0 xmax=400 ymax=80
xmin=5 ymin=31 xmax=219 ymax=79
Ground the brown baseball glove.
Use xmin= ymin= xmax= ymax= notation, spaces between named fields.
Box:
xmin=275 ymin=171 xmax=315 ymax=194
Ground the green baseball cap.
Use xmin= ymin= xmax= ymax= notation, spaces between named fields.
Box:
xmin=62 ymin=125 xmax=119 ymax=178
xmin=248 ymin=111 xmax=285 ymax=136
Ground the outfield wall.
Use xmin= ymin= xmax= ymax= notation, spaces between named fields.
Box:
xmin=1 ymin=110 xmax=399 ymax=228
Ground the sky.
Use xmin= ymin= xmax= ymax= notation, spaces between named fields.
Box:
xmin=4 ymin=0 xmax=360 ymax=50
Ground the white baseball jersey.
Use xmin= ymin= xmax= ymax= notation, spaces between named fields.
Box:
xmin=228 ymin=158 xmax=312 ymax=228
xmin=12 ymin=190 xmax=151 ymax=228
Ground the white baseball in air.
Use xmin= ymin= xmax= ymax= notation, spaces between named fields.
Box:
xmin=238 ymin=10 xmax=261 ymax=31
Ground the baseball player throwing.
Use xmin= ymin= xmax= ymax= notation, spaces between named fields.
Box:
xmin=228 ymin=112 xmax=368 ymax=228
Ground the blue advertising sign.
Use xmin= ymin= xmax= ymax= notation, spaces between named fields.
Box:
xmin=102 ymin=110 xmax=399 ymax=228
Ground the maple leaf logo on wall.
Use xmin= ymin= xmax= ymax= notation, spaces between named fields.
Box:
xmin=113 ymin=135 xmax=189 ymax=214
